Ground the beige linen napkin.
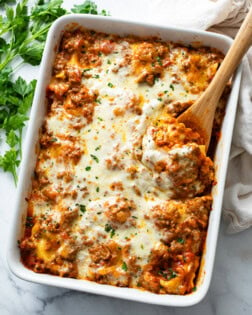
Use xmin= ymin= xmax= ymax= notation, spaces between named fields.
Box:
xmin=105 ymin=0 xmax=252 ymax=233
xmin=208 ymin=1 xmax=252 ymax=233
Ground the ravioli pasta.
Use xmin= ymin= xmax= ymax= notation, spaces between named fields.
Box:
xmin=20 ymin=27 xmax=225 ymax=295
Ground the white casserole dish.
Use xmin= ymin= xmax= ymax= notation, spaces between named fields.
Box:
xmin=7 ymin=14 xmax=242 ymax=307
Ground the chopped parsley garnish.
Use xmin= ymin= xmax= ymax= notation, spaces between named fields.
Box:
xmin=95 ymin=145 xmax=101 ymax=151
xmin=96 ymin=187 xmax=100 ymax=192
xmin=50 ymin=137 xmax=58 ymax=142
xmin=85 ymin=166 xmax=91 ymax=171
xmin=158 ymin=269 xmax=177 ymax=280
xmin=108 ymin=82 xmax=114 ymax=88
xmin=90 ymin=154 xmax=99 ymax=163
xmin=110 ymin=229 xmax=115 ymax=238
xmin=95 ymin=98 xmax=101 ymax=104
xmin=97 ymin=117 xmax=103 ymax=121
xmin=177 ymin=237 xmax=185 ymax=244
xmin=132 ymin=216 xmax=138 ymax=219
xmin=121 ymin=261 xmax=128 ymax=271
xmin=105 ymin=223 xmax=113 ymax=232
xmin=107 ymin=59 xmax=111 ymax=64
xmin=164 ymin=90 xmax=168 ymax=94
xmin=79 ymin=204 xmax=86 ymax=213
xmin=105 ymin=223 xmax=115 ymax=237
xmin=156 ymin=56 xmax=162 ymax=65
xmin=158 ymin=97 xmax=162 ymax=101
xmin=168 ymin=269 xmax=177 ymax=280
xmin=83 ymin=68 xmax=92 ymax=73
xmin=25 ymin=216 xmax=33 ymax=228
xmin=93 ymin=74 xmax=100 ymax=78
xmin=170 ymin=84 xmax=175 ymax=91
xmin=192 ymin=286 xmax=197 ymax=292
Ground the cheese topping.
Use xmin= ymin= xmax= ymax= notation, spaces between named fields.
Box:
xmin=20 ymin=27 xmax=225 ymax=295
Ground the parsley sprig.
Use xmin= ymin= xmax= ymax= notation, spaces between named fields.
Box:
xmin=71 ymin=0 xmax=109 ymax=15
xmin=0 ymin=71 xmax=36 ymax=184
xmin=0 ymin=0 xmax=108 ymax=184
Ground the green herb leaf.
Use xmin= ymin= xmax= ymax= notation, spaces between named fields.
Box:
xmin=18 ymin=89 xmax=36 ymax=114
xmin=110 ymin=229 xmax=115 ymax=238
xmin=19 ymin=41 xmax=45 ymax=66
xmin=83 ymin=68 xmax=91 ymax=73
xmin=156 ymin=56 xmax=162 ymax=66
xmin=79 ymin=204 xmax=86 ymax=213
xmin=3 ymin=113 xmax=28 ymax=132
xmin=105 ymin=223 xmax=113 ymax=232
xmin=177 ymin=237 xmax=185 ymax=244
xmin=0 ymin=148 xmax=20 ymax=184
xmin=121 ymin=261 xmax=128 ymax=271
xmin=50 ymin=137 xmax=58 ymax=142
xmin=167 ymin=269 xmax=177 ymax=280
xmin=90 ymin=154 xmax=99 ymax=163
xmin=0 ymin=0 xmax=15 ymax=6
xmin=6 ymin=130 xmax=19 ymax=148
xmin=71 ymin=0 xmax=109 ymax=16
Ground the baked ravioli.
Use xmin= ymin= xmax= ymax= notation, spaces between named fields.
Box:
xmin=20 ymin=27 xmax=226 ymax=295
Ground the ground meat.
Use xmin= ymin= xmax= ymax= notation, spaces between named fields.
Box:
xmin=156 ymin=144 xmax=214 ymax=198
xmin=65 ymin=65 xmax=82 ymax=83
xmin=53 ymin=51 xmax=71 ymax=74
xmin=151 ymin=116 xmax=203 ymax=150
xmin=151 ymin=195 xmax=212 ymax=250
xmin=89 ymin=244 xmax=111 ymax=263
xmin=104 ymin=197 xmax=136 ymax=224
xmin=110 ymin=181 xmax=124 ymax=191
xmin=60 ymin=31 xmax=86 ymax=53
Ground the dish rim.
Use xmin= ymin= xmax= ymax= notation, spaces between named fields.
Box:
xmin=7 ymin=14 xmax=242 ymax=307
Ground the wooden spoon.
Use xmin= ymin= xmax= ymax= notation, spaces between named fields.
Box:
xmin=178 ymin=7 xmax=252 ymax=150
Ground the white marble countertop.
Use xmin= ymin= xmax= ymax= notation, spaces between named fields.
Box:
xmin=1 ymin=0 xmax=252 ymax=314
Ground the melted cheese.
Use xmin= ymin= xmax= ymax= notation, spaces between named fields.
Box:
xmin=20 ymin=27 xmax=224 ymax=295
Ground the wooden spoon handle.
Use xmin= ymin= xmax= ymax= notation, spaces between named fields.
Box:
xmin=204 ymin=6 xmax=252 ymax=103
